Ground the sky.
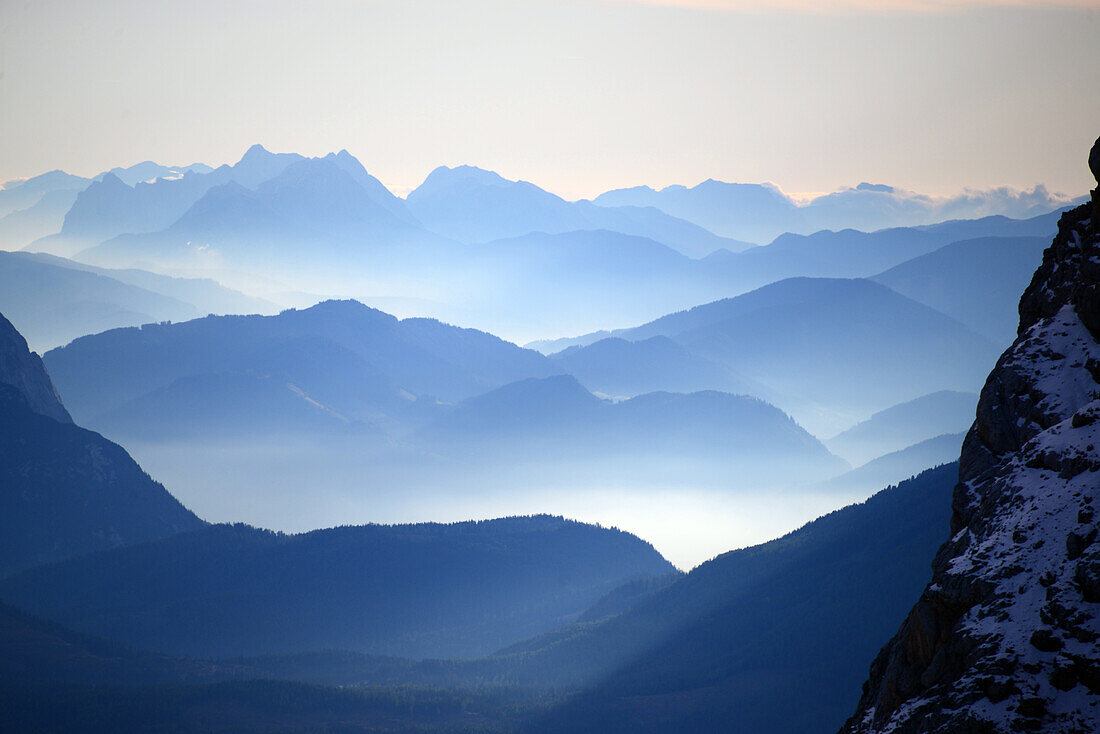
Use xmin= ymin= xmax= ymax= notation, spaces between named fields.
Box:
xmin=1 ymin=0 xmax=1098 ymax=201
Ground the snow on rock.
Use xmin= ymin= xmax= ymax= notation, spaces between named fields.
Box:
xmin=841 ymin=158 xmax=1100 ymax=734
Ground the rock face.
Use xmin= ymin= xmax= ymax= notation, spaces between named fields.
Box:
xmin=0 ymin=308 xmax=203 ymax=577
xmin=0 ymin=312 xmax=71 ymax=424
xmin=842 ymin=141 xmax=1100 ymax=733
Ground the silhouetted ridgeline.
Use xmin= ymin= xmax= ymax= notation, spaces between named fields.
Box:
xmin=16 ymin=144 xmax=1066 ymax=342
xmin=519 ymin=464 xmax=958 ymax=733
xmin=824 ymin=390 xmax=977 ymax=466
xmin=593 ymin=179 xmax=1075 ymax=244
xmin=405 ymin=164 xmax=747 ymax=257
xmin=0 ymin=311 xmax=202 ymax=577
xmin=0 ymin=515 xmax=675 ymax=660
xmin=43 ymin=298 xmax=560 ymax=432
xmin=0 ymin=249 xmax=275 ymax=352
xmin=220 ymin=465 xmax=960 ymax=734
xmin=872 ymin=236 xmax=1049 ymax=346
xmin=547 ymin=277 xmax=997 ymax=432
xmin=417 ymin=375 xmax=846 ymax=485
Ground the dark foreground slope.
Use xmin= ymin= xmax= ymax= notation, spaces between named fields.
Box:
xmin=0 ymin=681 xmax=533 ymax=734
xmin=0 ymin=601 xmax=530 ymax=734
xmin=515 ymin=464 xmax=957 ymax=734
xmin=0 ymin=312 xmax=202 ymax=578
xmin=0 ymin=466 xmax=957 ymax=734
xmin=0 ymin=516 xmax=674 ymax=660
xmin=841 ymin=172 xmax=1100 ymax=732
xmin=0 ymin=601 xmax=248 ymax=687
xmin=264 ymin=466 xmax=958 ymax=733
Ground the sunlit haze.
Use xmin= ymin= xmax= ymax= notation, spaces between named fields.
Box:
xmin=2 ymin=0 xmax=1097 ymax=199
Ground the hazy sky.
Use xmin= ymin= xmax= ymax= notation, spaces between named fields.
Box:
xmin=2 ymin=0 xmax=1097 ymax=200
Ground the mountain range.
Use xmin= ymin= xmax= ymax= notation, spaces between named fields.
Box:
xmin=0 ymin=250 xmax=275 ymax=352
xmin=42 ymin=298 xmax=558 ymax=429
xmin=0 ymin=309 xmax=675 ymax=663
xmin=0 ymin=161 xmax=213 ymax=252
xmin=221 ymin=463 xmax=962 ymax=734
xmin=36 ymin=300 xmax=848 ymax=533
xmin=0 ymin=300 xmax=961 ymax=731
xmin=872 ymin=235 xmax=1049 ymax=346
xmin=405 ymin=164 xmax=752 ymax=257
xmin=1 ymin=516 xmax=674 ymax=660
xmin=594 ymin=179 xmax=1081 ymax=244
xmin=3 ymin=146 xmax=1071 ymax=347
xmin=416 ymin=375 xmax=846 ymax=486
xmin=2 ymin=141 xmax=1097 ymax=733
xmin=543 ymin=277 xmax=998 ymax=434
xmin=824 ymin=390 xmax=977 ymax=466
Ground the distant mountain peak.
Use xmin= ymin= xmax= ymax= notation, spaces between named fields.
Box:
xmin=420 ymin=165 xmax=512 ymax=190
xmin=95 ymin=171 xmax=130 ymax=190
xmin=240 ymin=143 xmax=271 ymax=159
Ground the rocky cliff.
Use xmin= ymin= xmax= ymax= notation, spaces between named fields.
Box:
xmin=842 ymin=140 xmax=1100 ymax=733
xmin=0 ymin=312 xmax=71 ymax=424
xmin=0 ymin=309 xmax=203 ymax=577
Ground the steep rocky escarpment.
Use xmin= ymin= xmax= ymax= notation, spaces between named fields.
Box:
xmin=0 ymin=309 xmax=203 ymax=577
xmin=842 ymin=140 xmax=1100 ymax=734
xmin=0 ymin=312 xmax=71 ymax=424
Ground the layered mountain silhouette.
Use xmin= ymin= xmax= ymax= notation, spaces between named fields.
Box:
xmin=825 ymin=390 xmax=977 ymax=465
xmin=1 ymin=516 xmax=675 ymax=660
xmin=405 ymin=165 xmax=751 ymax=257
xmin=549 ymin=335 xmax=759 ymax=399
xmin=416 ymin=375 xmax=843 ymax=486
xmin=42 ymin=299 xmax=559 ymax=436
xmin=99 ymin=160 xmax=214 ymax=187
xmin=595 ymin=179 xmax=1078 ymax=243
xmin=20 ymin=251 xmax=275 ymax=314
xmin=543 ymin=278 xmax=998 ymax=433
xmin=73 ymin=153 xmax=440 ymax=284
xmin=520 ymin=464 xmax=957 ymax=733
xmin=455 ymin=229 xmax=733 ymax=338
xmin=0 ymin=311 xmax=202 ymax=577
xmin=820 ymin=434 xmax=965 ymax=497
xmin=700 ymin=210 xmax=1063 ymax=295
xmin=0 ymin=252 xmax=198 ymax=350
xmin=45 ymin=145 xmax=302 ymax=248
xmin=872 ymin=235 xmax=1049 ymax=345
xmin=0 ymin=162 xmax=212 ymax=251
xmin=0 ymin=251 xmax=275 ymax=352
xmin=9 ymin=146 xmax=1067 ymax=349
xmin=0 ymin=188 xmax=83 ymax=251
xmin=0 ymin=170 xmax=90 ymax=220
xmin=260 ymin=465 xmax=958 ymax=733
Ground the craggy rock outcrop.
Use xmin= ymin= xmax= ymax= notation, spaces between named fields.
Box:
xmin=0 ymin=312 xmax=71 ymax=424
xmin=842 ymin=139 xmax=1100 ymax=733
